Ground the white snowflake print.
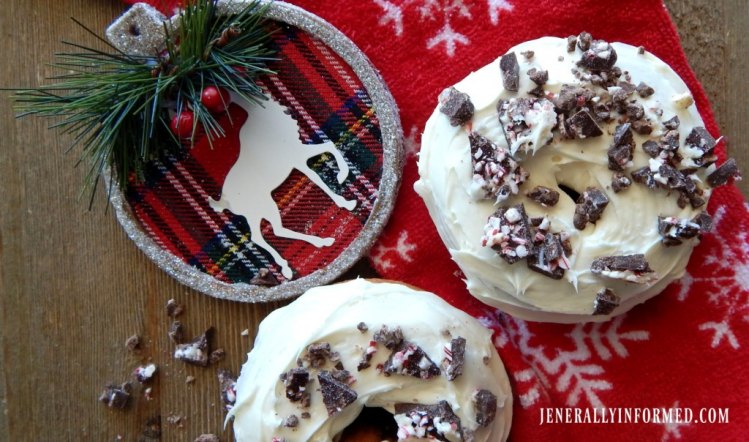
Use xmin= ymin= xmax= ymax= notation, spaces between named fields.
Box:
xmin=372 ymin=0 xmax=514 ymax=56
xmin=661 ymin=401 xmax=690 ymax=441
xmin=403 ymin=125 xmax=421 ymax=160
xmin=370 ymin=230 xmax=417 ymax=272
xmin=479 ymin=310 xmax=649 ymax=408
xmin=676 ymin=206 xmax=749 ymax=350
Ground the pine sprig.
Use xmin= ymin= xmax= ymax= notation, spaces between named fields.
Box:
xmin=12 ymin=0 xmax=276 ymax=205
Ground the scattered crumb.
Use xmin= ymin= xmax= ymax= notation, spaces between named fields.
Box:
xmin=209 ymin=348 xmax=226 ymax=364
xmin=133 ymin=363 xmax=158 ymax=383
xmin=166 ymin=298 xmax=184 ymax=317
xmin=125 ymin=334 xmax=141 ymax=352
xmin=240 ymin=329 xmax=249 ymax=337
xmin=185 ymin=375 xmax=196 ymax=384
xmin=194 ymin=435 xmax=220 ymax=442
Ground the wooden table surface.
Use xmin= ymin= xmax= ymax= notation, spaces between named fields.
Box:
xmin=0 ymin=1 xmax=746 ymax=440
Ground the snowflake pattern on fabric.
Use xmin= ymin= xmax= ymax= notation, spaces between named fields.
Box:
xmin=479 ymin=310 xmax=649 ymax=408
xmin=676 ymin=206 xmax=749 ymax=350
xmin=372 ymin=0 xmax=513 ymax=56
xmin=370 ymin=230 xmax=417 ymax=272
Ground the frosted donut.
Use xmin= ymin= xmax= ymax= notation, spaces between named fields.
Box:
xmin=228 ymin=279 xmax=513 ymax=441
xmin=416 ymin=34 xmax=740 ymax=323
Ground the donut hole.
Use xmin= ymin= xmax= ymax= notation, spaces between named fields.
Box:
xmin=558 ymin=183 xmax=581 ymax=202
xmin=337 ymin=407 xmax=397 ymax=442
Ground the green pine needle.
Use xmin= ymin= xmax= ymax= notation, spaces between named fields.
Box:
xmin=12 ymin=0 xmax=276 ymax=206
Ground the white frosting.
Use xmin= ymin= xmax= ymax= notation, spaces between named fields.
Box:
xmin=415 ymin=37 xmax=711 ymax=323
xmin=229 ymin=279 xmax=512 ymax=441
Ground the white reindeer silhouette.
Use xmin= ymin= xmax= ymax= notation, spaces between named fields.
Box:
xmin=209 ymin=94 xmax=357 ymax=279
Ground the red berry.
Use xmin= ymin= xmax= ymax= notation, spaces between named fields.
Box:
xmin=170 ymin=111 xmax=195 ymax=139
xmin=200 ymin=86 xmax=231 ymax=113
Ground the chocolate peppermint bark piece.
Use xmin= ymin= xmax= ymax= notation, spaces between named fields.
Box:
xmin=383 ymin=341 xmax=441 ymax=379
xmin=631 ymin=166 xmax=657 ymax=189
xmin=469 ymin=131 xmax=528 ymax=202
xmin=580 ymin=39 xmax=618 ymax=71
xmin=373 ymin=325 xmax=404 ymax=349
xmin=497 ymin=98 xmax=557 ymax=155
xmin=642 ymin=140 xmax=661 ymax=158
xmin=611 ymin=172 xmax=631 ymax=193
xmin=439 ymin=87 xmax=474 ymax=127
xmin=302 ymin=342 xmax=338 ymax=368
xmin=590 ymin=254 xmax=655 ymax=283
xmin=526 ymin=186 xmax=559 ymax=207
xmin=658 ymin=213 xmax=712 ymax=246
xmin=527 ymin=233 xmax=569 ymax=280
xmin=165 ymin=298 xmax=183 ymax=318
xmin=707 ymin=158 xmax=741 ymax=187
xmin=573 ymin=187 xmax=609 ymax=230
xmin=608 ymin=123 xmax=634 ymax=171
xmin=500 ymin=51 xmax=520 ymax=92
xmin=168 ymin=320 xmax=184 ymax=344
xmin=318 ymin=370 xmax=357 ymax=416
xmin=577 ymin=32 xmax=593 ymax=51
xmin=593 ymin=288 xmax=620 ymax=315
xmin=443 ymin=337 xmax=466 ymax=381
xmin=683 ymin=126 xmax=717 ymax=167
xmin=473 ymin=389 xmax=498 ymax=427
xmin=566 ymin=35 xmax=578 ymax=52
xmin=174 ymin=328 xmax=213 ymax=367
xmin=636 ymin=81 xmax=655 ymax=98
xmin=663 ymin=115 xmax=680 ymax=130
xmin=281 ymin=367 xmax=311 ymax=406
xmin=133 ymin=363 xmax=158 ymax=383
xmin=527 ymin=68 xmax=549 ymax=86
xmin=566 ymin=109 xmax=603 ymax=139
xmin=482 ymin=204 xmax=534 ymax=264
xmin=218 ymin=369 xmax=237 ymax=411
xmin=357 ymin=340 xmax=378 ymax=371
xmin=394 ymin=401 xmax=463 ymax=442
xmin=99 ymin=382 xmax=132 ymax=409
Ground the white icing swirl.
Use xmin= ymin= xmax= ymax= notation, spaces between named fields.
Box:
xmin=415 ymin=37 xmax=711 ymax=323
xmin=229 ymin=279 xmax=513 ymax=441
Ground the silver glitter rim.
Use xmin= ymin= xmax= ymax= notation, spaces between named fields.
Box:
xmin=106 ymin=1 xmax=404 ymax=303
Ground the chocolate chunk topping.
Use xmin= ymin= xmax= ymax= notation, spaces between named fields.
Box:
xmin=394 ymin=401 xmax=462 ymax=441
xmin=373 ymin=325 xmax=403 ymax=349
xmin=526 ymin=186 xmax=560 ymax=207
xmin=497 ymin=97 xmax=556 ymax=155
xmin=566 ymin=110 xmax=603 ymax=138
xmin=500 ymin=52 xmax=520 ymax=92
xmin=685 ymin=127 xmax=717 ymax=154
xmin=590 ymin=255 xmax=654 ymax=282
xmin=357 ymin=340 xmax=377 ymax=371
xmin=658 ymin=213 xmax=712 ymax=246
xmin=174 ymin=328 xmax=213 ymax=367
xmin=99 ymin=383 xmax=132 ymax=409
xmin=554 ymin=84 xmax=595 ymax=112
xmin=383 ymin=341 xmax=441 ymax=379
xmin=663 ymin=115 xmax=680 ymax=130
xmin=282 ymin=368 xmax=310 ymax=406
xmin=318 ymin=370 xmax=358 ymax=416
xmin=642 ymin=140 xmax=661 ymax=158
xmin=250 ymin=268 xmax=280 ymax=286
xmin=473 ymin=389 xmax=498 ymax=427
xmin=284 ymin=414 xmax=299 ymax=428
xmin=580 ymin=40 xmax=617 ymax=71
xmin=527 ymin=233 xmax=568 ymax=280
xmin=707 ymin=158 xmax=741 ymax=187
xmin=637 ymin=45 xmax=646 ymax=54
xmin=566 ymin=35 xmax=578 ymax=52
xmin=482 ymin=204 xmax=534 ymax=264
xmin=573 ymin=187 xmax=609 ymax=230
xmin=133 ymin=363 xmax=158 ymax=383
xmin=625 ymin=102 xmax=645 ymax=120
xmin=356 ymin=322 xmax=368 ymax=332
xmin=438 ymin=87 xmax=474 ymax=127
xmin=636 ymin=81 xmax=655 ymax=98
xmin=527 ymin=68 xmax=549 ymax=85
xmin=469 ymin=131 xmax=528 ymax=201
xmin=168 ymin=320 xmax=184 ymax=344
xmin=521 ymin=50 xmax=535 ymax=60
xmin=631 ymin=119 xmax=653 ymax=135
xmin=209 ymin=348 xmax=226 ymax=364
xmin=611 ymin=172 xmax=631 ymax=193
xmin=593 ymin=288 xmax=620 ymax=315
xmin=577 ymin=32 xmax=593 ymax=51
xmin=218 ymin=369 xmax=237 ymax=410
xmin=528 ymin=85 xmax=546 ymax=98
xmin=631 ymin=166 xmax=657 ymax=189
xmin=608 ymin=123 xmax=634 ymax=171
xmin=303 ymin=342 xmax=334 ymax=368
xmin=165 ymin=298 xmax=183 ymax=318
xmin=443 ymin=337 xmax=466 ymax=381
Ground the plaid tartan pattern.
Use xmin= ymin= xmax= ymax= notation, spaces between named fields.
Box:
xmin=126 ymin=22 xmax=383 ymax=284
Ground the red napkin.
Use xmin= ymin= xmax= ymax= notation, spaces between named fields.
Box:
xmin=126 ymin=0 xmax=748 ymax=440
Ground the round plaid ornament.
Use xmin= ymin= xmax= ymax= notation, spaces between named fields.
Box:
xmin=107 ymin=1 xmax=403 ymax=302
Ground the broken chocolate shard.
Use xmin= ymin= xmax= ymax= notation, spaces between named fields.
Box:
xmin=707 ymin=158 xmax=741 ymax=187
xmin=443 ymin=337 xmax=466 ymax=381
xmin=165 ymin=298 xmax=183 ymax=318
xmin=527 ymin=233 xmax=567 ymax=280
xmin=473 ymin=389 xmax=498 ymax=427
xmin=590 ymin=255 xmax=654 ymax=282
xmin=527 ymin=68 xmax=548 ymax=85
xmin=554 ymin=84 xmax=595 ymax=112
xmin=573 ymin=187 xmax=609 ymax=230
xmin=218 ymin=369 xmax=237 ymax=410
xmin=693 ymin=212 xmax=713 ymax=232
xmin=625 ymin=102 xmax=645 ymax=120
xmin=580 ymin=40 xmax=617 ymax=71
xmin=631 ymin=166 xmax=657 ymax=189
xmin=174 ymin=328 xmax=213 ymax=367
xmin=663 ymin=115 xmax=680 ymax=130
xmin=394 ymin=401 xmax=463 ymax=441
xmin=357 ymin=340 xmax=377 ymax=371
xmin=608 ymin=123 xmax=634 ymax=171
xmin=566 ymin=109 xmax=603 ymax=139
xmin=521 ymin=50 xmax=535 ymax=59
xmin=526 ymin=186 xmax=560 ymax=207
xmin=318 ymin=370 xmax=358 ymax=416
xmin=500 ymin=52 xmax=520 ymax=92
xmin=642 ymin=140 xmax=661 ymax=158
xmin=439 ymin=87 xmax=475 ymax=127
xmin=125 ymin=334 xmax=141 ymax=352
xmin=384 ymin=341 xmax=441 ymax=379
xmin=636 ymin=81 xmax=655 ymax=98
xmin=356 ymin=322 xmax=368 ymax=333
xmin=469 ymin=130 xmax=528 ymax=201
xmin=482 ymin=204 xmax=534 ymax=264
xmin=685 ymin=126 xmax=717 ymax=154
xmin=133 ymin=363 xmax=158 ymax=383
xmin=209 ymin=348 xmax=226 ymax=364
xmin=593 ymin=288 xmax=620 ymax=315
xmin=168 ymin=320 xmax=184 ymax=344
xmin=250 ymin=268 xmax=280 ymax=286
xmin=284 ymin=414 xmax=299 ymax=428
xmin=611 ymin=172 xmax=631 ymax=193
xmin=303 ymin=342 xmax=333 ymax=368
xmin=373 ymin=325 xmax=403 ymax=349
xmin=99 ymin=383 xmax=131 ymax=410
xmin=577 ymin=32 xmax=593 ymax=51
xmin=282 ymin=368 xmax=310 ymax=405
xmin=658 ymin=213 xmax=712 ymax=246
xmin=566 ymin=35 xmax=578 ymax=52
xmin=631 ymin=119 xmax=653 ymax=135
